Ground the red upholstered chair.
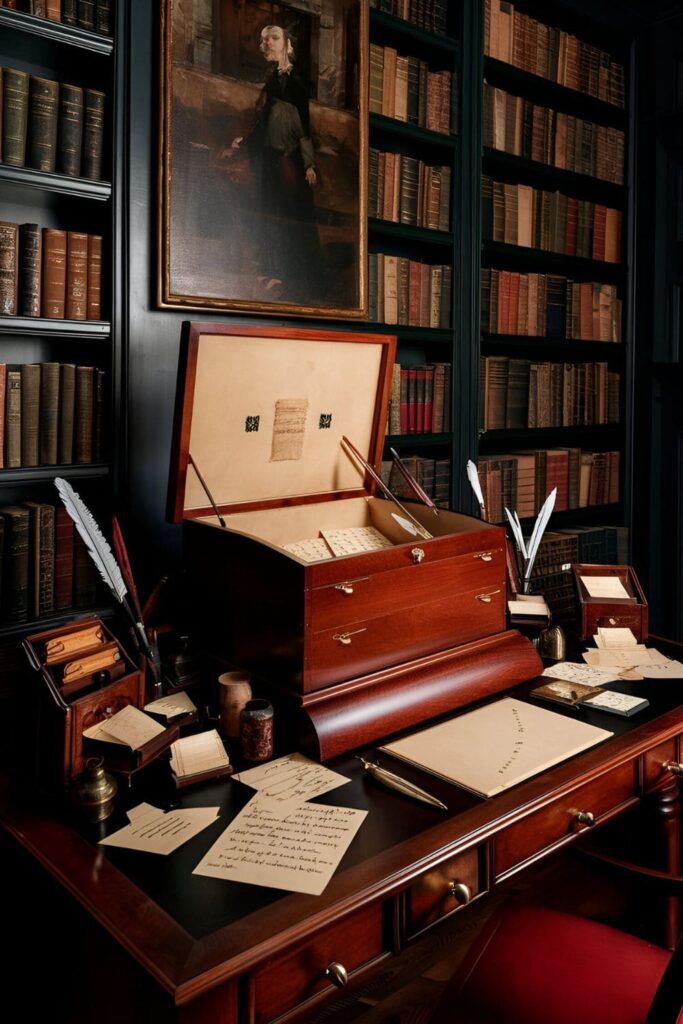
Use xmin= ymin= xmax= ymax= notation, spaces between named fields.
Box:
xmin=429 ymin=904 xmax=683 ymax=1024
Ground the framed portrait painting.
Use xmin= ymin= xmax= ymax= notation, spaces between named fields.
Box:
xmin=159 ymin=0 xmax=367 ymax=319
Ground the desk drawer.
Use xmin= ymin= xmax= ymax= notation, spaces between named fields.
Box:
xmin=308 ymin=548 xmax=504 ymax=631
xmin=494 ymin=762 xmax=637 ymax=878
xmin=251 ymin=904 xmax=387 ymax=1024
xmin=403 ymin=847 xmax=481 ymax=939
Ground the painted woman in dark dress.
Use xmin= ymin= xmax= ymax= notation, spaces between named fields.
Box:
xmin=227 ymin=25 xmax=325 ymax=301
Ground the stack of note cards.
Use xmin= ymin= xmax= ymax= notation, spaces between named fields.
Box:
xmin=83 ymin=705 xmax=166 ymax=749
xmin=283 ymin=526 xmax=393 ymax=562
xmin=144 ymin=690 xmax=197 ymax=722
xmin=170 ymin=730 xmax=232 ymax=786
xmin=582 ymin=628 xmax=683 ymax=679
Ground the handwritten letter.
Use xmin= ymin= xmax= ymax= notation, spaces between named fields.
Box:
xmin=236 ymin=752 xmax=350 ymax=805
xmin=193 ymin=799 xmax=367 ymax=895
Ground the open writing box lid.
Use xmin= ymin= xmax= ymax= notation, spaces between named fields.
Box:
xmin=167 ymin=323 xmax=397 ymax=522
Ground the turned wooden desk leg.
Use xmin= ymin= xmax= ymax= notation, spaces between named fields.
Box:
xmin=654 ymin=780 xmax=681 ymax=950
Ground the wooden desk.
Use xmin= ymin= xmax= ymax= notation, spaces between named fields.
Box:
xmin=2 ymin=672 xmax=682 ymax=1024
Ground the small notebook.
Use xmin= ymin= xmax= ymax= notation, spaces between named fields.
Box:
xmin=380 ymin=697 xmax=613 ymax=799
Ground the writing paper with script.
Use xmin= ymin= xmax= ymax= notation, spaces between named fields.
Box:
xmin=236 ymin=752 xmax=350 ymax=805
xmin=542 ymin=662 xmax=623 ymax=686
xmin=282 ymin=538 xmax=334 ymax=563
xmin=381 ymin=697 xmax=613 ymax=798
xmin=83 ymin=705 xmax=165 ymax=748
xmin=99 ymin=802 xmax=220 ymax=855
xmin=193 ymin=799 xmax=367 ymax=895
xmin=321 ymin=526 xmax=393 ymax=557
xmin=595 ymin=627 xmax=638 ymax=648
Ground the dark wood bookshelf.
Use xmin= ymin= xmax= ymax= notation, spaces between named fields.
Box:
xmin=0 ymin=7 xmax=113 ymax=55
xmin=369 ymin=219 xmax=453 ymax=248
xmin=501 ymin=502 xmax=623 ymax=527
xmin=482 ymin=148 xmax=626 ymax=208
xmin=369 ymin=8 xmax=459 ymax=55
xmin=0 ymin=164 xmax=111 ymax=200
xmin=483 ymin=56 xmax=628 ymax=129
xmin=482 ymin=240 xmax=624 ymax=280
xmin=481 ymin=334 xmax=625 ymax=360
xmin=385 ymin=432 xmax=454 ymax=447
xmin=0 ymin=465 xmax=110 ymax=486
xmin=0 ymin=317 xmax=111 ymax=338
xmin=0 ymin=605 xmax=112 ymax=642
xmin=370 ymin=113 xmax=457 ymax=151
xmin=362 ymin=323 xmax=453 ymax=344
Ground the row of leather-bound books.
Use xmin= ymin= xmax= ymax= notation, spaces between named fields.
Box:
xmin=380 ymin=456 xmax=451 ymax=509
xmin=1 ymin=67 xmax=105 ymax=179
xmin=368 ymin=253 xmax=452 ymax=328
xmin=369 ymin=0 xmax=449 ymax=37
xmin=369 ymin=148 xmax=452 ymax=232
xmin=477 ymin=447 xmax=620 ymax=524
xmin=369 ymin=44 xmax=455 ymax=136
xmin=0 ymin=0 xmax=112 ymax=35
xmin=483 ymin=85 xmax=624 ymax=186
xmin=481 ymin=270 xmax=622 ymax=342
xmin=484 ymin=0 xmax=626 ymax=109
xmin=0 ymin=361 xmax=105 ymax=468
xmin=482 ymin=177 xmax=622 ymax=264
xmin=0 ymin=501 xmax=99 ymax=624
xmin=0 ymin=222 xmax=102 ymax=320
xmin=481 ymin=356 xmax=620 ymax=431
xmin=386 ymin=361 xmax=452 ymax=435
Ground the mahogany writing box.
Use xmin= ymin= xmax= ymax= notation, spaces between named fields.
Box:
xmin=168 ymin=323 xmax=507 ymax=696
xmin=572 ymin=563 xmax=649 ymax=641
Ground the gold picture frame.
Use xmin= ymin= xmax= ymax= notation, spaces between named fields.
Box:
xmin=158 ymin=0 xmax=368 ymax=319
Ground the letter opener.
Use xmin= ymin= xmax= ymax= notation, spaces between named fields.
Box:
xmin=357 ymin=756 xmax=447 ymax=811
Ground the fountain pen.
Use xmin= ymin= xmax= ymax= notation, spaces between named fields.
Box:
xmin=357 ymin=756 xmax=448 ymax=811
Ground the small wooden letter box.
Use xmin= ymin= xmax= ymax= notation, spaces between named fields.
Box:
xmin=572 ymin=563 xmax=649 ymax=642
xmin=168 ymin=324 xmax=507 ymax=695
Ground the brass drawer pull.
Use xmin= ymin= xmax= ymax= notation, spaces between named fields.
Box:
xmin=663 ymin=761 xmax=683 ymax=777
xmin=334 ymin=583 xmax=354 ymax=596
xmin=411 ymin=547 xmax=425 ymax=564
xmin=449 ymin=881 xmax=472 ymax=905
xmin=571 ymin=810 xmax=595 ymax=827
xmin=333 ymin=628 xmax=367 ymax=646
xmin=325 ymin=962 xmax=348 ymax=988
xmin=474 ymin=551 xmax=493 ymax=562
xmin=475 ymin=589 xmax=501 ymax=604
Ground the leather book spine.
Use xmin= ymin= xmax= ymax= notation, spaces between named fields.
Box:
xmin=18 ymin=222 xmax=41 ymax=317
xmin=58 ymin=361 xmax=75 ymax=463
xmin=30 ymin=2 xmax=48 ymax=14
xmin=57 ymin=83 xmax=84 ymax=177
xmin=0 ymin=220 xmax=19 ymax=315
xmin=95 ymin=0 xmax=111 ymax=35
xmin=77 ymin=0 xmax=95 ymax=30
xmin=86 ymin=233 xmax=102 ymax=318
xmin=74 ymin=364 xmax=93 ymax=463
xmin=62 ymin=0 xmax=77 ymax=24
xmin=45 ymin=0 xmax=61 ymax=20
xmin=65 ymin=230 xmax=88 ymax=319
xmin=82 ymin=87 xmax=105 ymax=179
xmin=39 ymin=361 xmax=60 ymax=464
xmin=54 ymin=505 xmax=74 ymax=610
xmin=20 ymin=362 xmax=40 ymax=467
xmin=4 ymin=1 xmax=18 ymax=9
xmin=5 ymin=368 xmax=21 ymax=468
xmin=2 ymin=67 xmax=29 ymax=167
xmin=37 ymin=502 xmax=55 ymax=616
xmin=42 ymin=227 xmax=67 ymax=318
xmin=0 ymin=506 xmax=29 ymax=622
xmin=93 ymin=366 xmax=105 ymax=461
xmin=28 ymin=76 xmax=59 ymax=172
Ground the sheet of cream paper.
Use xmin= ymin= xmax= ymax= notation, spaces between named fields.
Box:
xmin=633 ymin=660 xmax=683 ymax=679
xmin=596 ymin=627 xmax=638 ymax=648
xmin=580 ymin=576 xmax=631 ymax=599
xmin=235 ymin=752 xmax=350 ymax=805
xmin=508 ymin=597 xmax=550 ymax=616
xmin=282 ymin=538 xmax=334 ymax=563
xmin=170 ymin=730 xmax=230 ymax=778
xmin=321 ymin=526 xmax=393 ymax=557
xmin=582 ymin=691 xmax=648 ymax=712
xmin=99 ymin=802 xmax=220 ymax=855
xmin=82 ymin=705 xmax=165 ymax=748
xmin=193 ymin=799 xmax=367 ymax=895
xmin=144 ymin=690 xmax=197 ymax=719
xmin=583 ymin=648 xmax=669 ymax=669
xmin=542 ymin=662 xmax=623 ymax=686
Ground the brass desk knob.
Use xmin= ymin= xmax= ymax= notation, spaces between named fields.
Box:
xmin=663 ymin=761 xmax=683 ymax=778
xmin=449 ymin=881 xmax=472 ymax=905
xmin=411 ymin=548 xmax=425 ymax=564
xmin=476 ymin=589 xmax=501 ymax=604
xmin=475 ymin=551 xmax=493 ymax=562
xmin=325 ymin=962 xmax=349 ymax=988
xmin=334 ymin=583 xmax=354 ymax=595
xmin=572 ymin=810 xmax=595 ymax=827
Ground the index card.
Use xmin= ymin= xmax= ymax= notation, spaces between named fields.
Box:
xmin=236 ymin=753 xmax=350 ymax=805
xmin=170 ymin=730 xmax=230 ymax=780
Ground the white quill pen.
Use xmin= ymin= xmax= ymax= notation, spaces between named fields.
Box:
xmin=504 ymin=507 xmax=527 ymax=560
xmin=54 ymin=477 xmax=162 ymax=692
xmin=523 ymin=487 xmax=557 ymax=588
xmin=466 ymin=460 xmax=486 ymax=518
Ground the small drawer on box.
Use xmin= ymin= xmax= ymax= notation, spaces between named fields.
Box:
xmin=308 ymin=548 xmax=504 ymax=632
xmin=251 ymin=904 xmax=387 ymax=1024
xmin=495 ymin=762 xmax=637 ymax=879
xmin=307 ymin=585 xmax=506 ymax=691
xmin=403 ymin=847 xmax=480 ymax=940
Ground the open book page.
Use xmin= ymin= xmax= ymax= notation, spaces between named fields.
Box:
xmin=235 ymin=752 xmax=350 ymax=805
xmin=193 ymin=798 xmax=367 ymax=895
xmin=380 ymin=697 xmax=613 ymax=798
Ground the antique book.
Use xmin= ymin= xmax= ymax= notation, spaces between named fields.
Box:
xmin=82 ymin=88 xmax=105 ymax=179
xmin=18 ymin=222 xmax=41 ymax=317
xmin=54 ymin=505 xmax=75 ymax=610
xmin=77 ymin=0 xmax=95 ymax=30
xmin=94 ymin=0 xmax=111 ymax=35
xmin=57 ymin=83 xmax=84 ymax=177
xmin=93 ymin=367 xmax=105 ymax=461
xmin=28 ymin=76 xmax=59 ymax=172
xmin=381 ymin=697 xmax=613 ymax=798
xmin=20 ymin=363 xmax=40 ymax=467
xmin=62 ymin=0 xmax=78 ymax=24
xmin=46 ymin=0 xmax=61 ymax=21
xmin=2 ymin=68 xmax=29 ymax=167
xmin=66 ymin=231 xmax=88 ymax=319
xmin=86 ymin=233 xmax=102 ymax=318
xmin=5 ymin=367 xmax=21 ymax=468
xmin=24 ymin=501 xmax=55 ymax=618
xmin=42 ymin=227 xmax=67 ymax=318
xmin=0 ymin=220 xmax=19 ymax=315
xmin=58 ymin=361 xmax=75 ymax=463
xmin=74 ymin=364 xmax=94 ymax=462
xmin=0 ymin=505 xmax=30 ymax=622
xmin=39 ymin=361 xmax=60 ymax=464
